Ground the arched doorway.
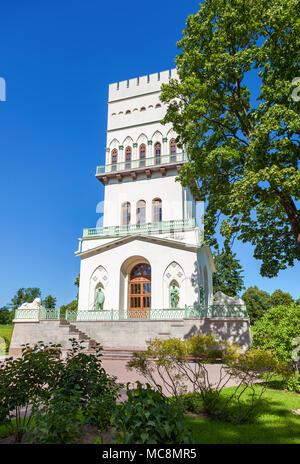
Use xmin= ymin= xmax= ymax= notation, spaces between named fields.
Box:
xmin=129 ymin=263 xmax=151 ymax=318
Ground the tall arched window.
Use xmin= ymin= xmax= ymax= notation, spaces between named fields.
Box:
xmin=152 ymin=198 xmax=162 ymax=223
xmin=136 ymin=200 xmax=146 ymax=225
xmin=121 ymin=202 xmax=131 ymax=226
xmin=111 ymin=149 xmax=118 ymax=171
xmin=154 ymin=142 xmax=161 ymax=165
xmin=125 ymin=146 xmax=132 ymax=169
xmin=139 ymin=144 xmax=146 ymax=167
xmin=170 ymin=138 xmax=177 ymax=162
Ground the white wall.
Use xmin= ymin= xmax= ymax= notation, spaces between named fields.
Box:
xmin=103 ymin=171 xmax=185 ymax=227
xmin=78 ymin=238 xmax=213 ymax=312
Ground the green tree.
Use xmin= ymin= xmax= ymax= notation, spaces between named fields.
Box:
xmin=59 ymin=300 xmax=78 ymax=319
xmin=43 ymin=295 xmax=57 ymax=310
xmin=160 ymin=0 xmax=300 ymax=278
xmin=10 ymin=288 xmax=41 ymax=311
xmin=242 ymin=286 xmax=271 ymax=325
xmin=213 ymin=246 xmax=245 ymax=297
xmin=252 ymin=303 xmax=300 ymax=368
xmin=74 ymin=274 xmax=80 ymax=300
xmin=270 ymin=289 xmax=294 ymax=307
xmin=74 ymin=274 xmax=80 ymax=289
xmin=0 ymin=306 xmax=13 ymax=324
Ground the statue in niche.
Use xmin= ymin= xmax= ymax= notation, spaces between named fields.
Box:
xmin=170 ymin=281 xmax=179 ymax=308
xmin=94 ymin=287 xmax=105 ymax=311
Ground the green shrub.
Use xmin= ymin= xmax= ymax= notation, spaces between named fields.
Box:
xmin=0 ymin=342 xmax=63 ymax=442
xmin=56 ymin=339 xmax=122 ymax=431
xmin=176 ymin=392 xmax=203 ymax=414
xmin=110 ymin=382 xmax=195 ymax=444
xmin=285 ymin=373 xmax=300 ymax=393
xmin=0 ymin=336 xmax=9 ymax=354
xmin=127 ymin=336 xmax=283 ymax=423
xmin=28 ymin=388 xmax=83 ymax=444
xmin=252 ymin=304 xmax=300 ymax=370
xmin=0 ymin=338 xmax=121 ymax=442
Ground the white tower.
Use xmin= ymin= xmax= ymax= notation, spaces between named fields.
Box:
xmin=76 ymin=70 xmax=215 ymax=316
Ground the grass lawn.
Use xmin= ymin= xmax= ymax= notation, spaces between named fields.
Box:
xmin=0 ymin=324 xmax=13 ymax=354
xmin=185 ymin=385 xmax=300 ymax=444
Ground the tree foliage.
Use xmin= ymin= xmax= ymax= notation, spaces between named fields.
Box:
xmin=213 ymin=246 xmax=245 ymax=296
xmin=43 ymin=295 xmax=56 ymax=310
xmin=270 ymin=289 xmax=294 ymax=307
xmin=160 ymin=0 xmax=300 ymax=277
xmin=242 ymin=286 xmax=272 ymax=324
xmin=0 ymin=306 xmax=13 ymax=324
xmin=252 ymin=303 xmax=300 ymax=370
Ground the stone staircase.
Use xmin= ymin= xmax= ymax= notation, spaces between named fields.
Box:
xmin=59 ymin=320 xmax=136 ymax=360
xmin=59 ymin=320 xmax=97 ymax=350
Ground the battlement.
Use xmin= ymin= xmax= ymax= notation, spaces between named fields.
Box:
xmin=108 ymin=69 xmax=178 ymax=102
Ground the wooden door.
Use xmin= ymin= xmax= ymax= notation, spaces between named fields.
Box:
xmin=129 ymin=263 xmax=151 ymax=318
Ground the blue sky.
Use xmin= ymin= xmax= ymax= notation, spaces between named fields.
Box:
xmin=0 ymin=0 xmax=299 ymax=308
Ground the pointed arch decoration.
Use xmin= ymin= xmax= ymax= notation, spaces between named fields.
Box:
xmin=163 ymin=261 xmax=186 ymax=309
xmin=89 ymin=265 xmax=109 ymax=310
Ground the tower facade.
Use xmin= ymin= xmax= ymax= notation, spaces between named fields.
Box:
xmin=76 ymin=69 xmax=215 ymax=316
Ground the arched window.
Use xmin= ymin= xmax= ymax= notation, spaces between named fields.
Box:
xmin=154 ymin=142 xmax=161 ymax=165
xmin=139 ymin=143 xmax=146 ymax=167
xmin=125 ymin=110 xmax=131 ymax=114
xmin=140 ymin=107 xmax=146 ymax=112
xmin=155 ymin=103 xmax=161 ymax=108
xmin=152 ymin=198 xmax=162 ymax=223
xmin=136 ymin=200 xmax=146 ymax=225
xmin=111 ymin=149 xmax=118 ymax=171
xmin=125 ymin=146 xmax=132 ymax=169
xmin=121 ymin=202 xmax=131 ymax=226
xmin=170 ymin=138 xmax=177 ymax=162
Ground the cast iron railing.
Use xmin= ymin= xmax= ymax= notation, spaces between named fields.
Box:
xmin=83 ymin=218 xmax=197 ymax=238
xmin=96 ymin=152 xmax=188 ymax=175
xmin=14 ymin=304 xmax=248 ymax=321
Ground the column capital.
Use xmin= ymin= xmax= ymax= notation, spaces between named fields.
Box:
xmin=119 ymin=145 xmax=124 ymax=150
xmin=147 ymin=140 xmax=152 ymax=145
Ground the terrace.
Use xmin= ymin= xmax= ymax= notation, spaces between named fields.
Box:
xmin=96 ymin=152 xmax=189 ymax=183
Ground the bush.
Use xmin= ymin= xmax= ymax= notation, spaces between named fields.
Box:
xmin=56 ymin=339 xmax=122 ymax=431
xmin=127 ymin=335 xmax=282 ymax=423
xmin=0 ymin=336 xmax=9 ymax=354
xmin=0 ymin=342 xmax=63 ymax=442
xmin=29 ymin=388 xmax=83 ymax=444
xmin=0 ymin=338 xmax=122 ymax=442
xmin=252 ymin=304 xmax=300 ymax=370
xmin=285 ymin=373 xmax=300 ymax=393
xmin=110 ymin=382 xmax=195 ymax=444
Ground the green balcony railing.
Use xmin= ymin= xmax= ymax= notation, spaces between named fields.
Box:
xmin=96 ymin=152 xmax=189 ymax=175
xmin=83 ymin=218 xmax=196 ymax=238
xmin=14 ymin=304 xmax=248 ymax=322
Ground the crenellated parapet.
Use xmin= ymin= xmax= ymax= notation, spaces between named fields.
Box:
xmin=108 ymin=69 xmax=178 ymax=102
